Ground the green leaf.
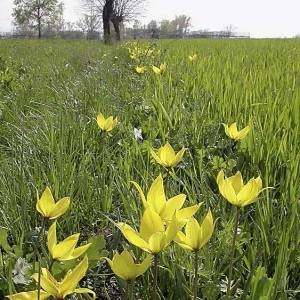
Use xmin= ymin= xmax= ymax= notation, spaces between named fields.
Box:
xmin=0 ymin=227 xmax=11 ymax=253
xmin=247 ymin=266 xmax=274 ymax=300
xmin=51 ymin=260 xmax=77 ymax=280
xmin=86 ymin=235 xmax=108 ymax=268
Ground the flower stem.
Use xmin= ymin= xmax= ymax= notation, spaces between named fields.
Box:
xmin=125 ymin=280 xmax=134 ymax=300
xmin=164 ymin=168 xmax=170 ymax=196
xmin=193 ymin=250 xmax=199 ymax=300
xmin=226 ymin=206 xmax=240 ymax=296
xmin=37 ymin=218 xmax=46 ymax=300
xmin=152 ymin=254 xmax=159 ymax=299
xmin=37 ymin=256 xmax=42 ymax=300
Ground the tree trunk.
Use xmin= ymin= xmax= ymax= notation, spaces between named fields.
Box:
xmin=38 ymin=17 xmax=41 ymax=39
xmin=103 ymin=0 xmax=114 ymax=43
xmin=37 ymin=4 xmax=41 ymax=39
xmin=112 ymin=19 xmax=120 ymax=41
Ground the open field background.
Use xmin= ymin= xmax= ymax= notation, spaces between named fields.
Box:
xmin=0 ymin=39 xmax=299 ymax=299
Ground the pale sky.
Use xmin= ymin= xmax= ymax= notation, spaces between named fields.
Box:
xmin=0 ymin=0 xmax=300 ymax=37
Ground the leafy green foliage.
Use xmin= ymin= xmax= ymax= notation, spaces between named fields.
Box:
xmin=0 ymin=38 xmax=299 ymax=298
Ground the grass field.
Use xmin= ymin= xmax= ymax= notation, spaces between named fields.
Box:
xmin=0 ymin=38 xmax=299 ymax=299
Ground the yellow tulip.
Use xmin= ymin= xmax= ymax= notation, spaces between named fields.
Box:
xmin=131 ymin=175 xmax=200 ymax=223
xmin=7 ymin=256 xmax=95 ymax=299
xmin=136 ymin=66 xmax=146 ymax=74
xmin=223 ymin=122 xmax=250 ymax=140
xmin=188 ymin=54 xmax=197 ymax=61
xmin=150 ymin=142 xmax=185 ymax=168
xmin=106 ymin=250 xmax=152 ymax=280
xmin=217 ymin=170 xmax=263 ymax=207
xmin=36 ymin=187 xmax=70 ymax=219
xmin=175 ymin=210 xmax=214 ymax=251
xmin=47 ymin=222 xmax=91 ymax=261
xmin=97 ymin=112 xmax=118 ymax=132
xmin=152 ymin=63 xmax=166 ymax=75
xmin=118 ymin=208 xmax=183 ymax=254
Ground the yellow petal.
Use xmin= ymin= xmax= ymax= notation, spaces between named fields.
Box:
xmin=227 ymin=171 xmax=244 ymax=194
xmin=70 ymin=243 xmax=92 ymax=259
xmin=146 ymin=175 xmax=166 ymax=214
xmin=161 ymin=194 xmax=186 ymax=221
xmin=109 ymin=251 xmax=135 ymax=280
xmin=217 ymin=171 xmax=239 ymax=205
xmin=6 ymin=290 xmax=50 ymax=300
xmin=131 ymin=181 xmax=148 ymax=208
xmin=198 ymin=210 xmax=214 ymax=249
xmin=32 ymin=269 xmax=59 ymax=296
xmin=136 ymin=254 xmax=152 ymax=277
xmin=159 ymin=143 xmax=176 ymax=167
xmin=60 ymin=256 xmax=88 ymax=297
xmin=152 ymin=65 xmax=161 ymax=74
xmin=174 ymin=231 xmax=194 ymax=251
xmin=148 ymin=232 xmax=166 ymax=253
xmin=223 ymin=124 xmax=230 ymax=137
xmin=140 ymin=209 xmax=164 ymax=241
xmin=237 ymin=177 xmax=262 ymax=206
xmin=185 ymin=218 xmax=200 ymax=250
xmin=165 ymin=214 xmax=184 ymax=244
xmin=118 ymin=223 xmax=150 ymax=252
xmin=49 ymin=197 xmax=70 ymax=219
xmin=150 ymin=148 xmax=164 ymax=166
xmin=171 ymin=147 xmax=185 ymax=167
xmin=216 ymin=170 xmax=225 ymax=185
xmin=97 ymin=113 xmax=106 ymax=130
xmin=228 ymin=123 xmax=238 ymax=138
xmin=36 ymin=187 xmax=55 ymax=217
xmin=236 ymin=125 xmax=250 ymax=140
xmin=176 ymin=204 xmax=201 ymax=222
xmin=105 ymin=116 xmax=114 ymax=131
xmin=52 ymin=234 xmax=79 ymax=260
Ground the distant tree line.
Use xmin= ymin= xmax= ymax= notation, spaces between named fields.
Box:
xmin=7 ymin=0 xmax=248 ymax=40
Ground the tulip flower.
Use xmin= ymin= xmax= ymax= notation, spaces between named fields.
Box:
xmin=36 ymin=187 xmax=70 ymax=219
xmin=106 ymin=250 xmax=152 ymax=281
xmin=223 ymin=122 xmax=250 ymax=140
xmin=175 ymin=210 xmax=214 ymax=251
xmin=150 ymin=142 xmax=185 ymax=168
xmin=131 ymin=175 xmax=200 ymax=223
xmin=47 ymin=222 xmax=91 ymax=261
xmin=7 ymin=256 xmax=95 ymax=300
xmin=97 ymin=112 xmax=118 ymax=132
xmin=188 ymin=54 xmax=197 ymax=61
xmin=118 ymin=208 xmax=183 ymax=254
xmin=217 ymin=170 xmax=263 ymax=207
xmin=135 ymin=66 xmax=146 ymax=74
xmin=152 ymin=63 xmax=166 ymax=75
xmin=217 ymin=170 xmax=262 ymax=296
xmin=175 ymin=210 xmax=214 ymax=299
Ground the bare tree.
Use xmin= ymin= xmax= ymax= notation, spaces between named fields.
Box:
xmin=103 ymin=0 xmax=114 ymax=43
xmin=78 ymin=0 xmax=101 ymax=39
xmin=171 ymin=15 xmax=191 ymax=37
xmin=110 ymin=0 xmax=146 ymax=40
xmin=81 ymin=0 xmax=146 ymax=41
xmin=13 ymin=0 xmax=64 ymax=38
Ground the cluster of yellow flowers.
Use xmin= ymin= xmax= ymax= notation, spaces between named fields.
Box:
xmin=127 ymin=43 xmax=168 ymax=76
xmin=128 ymin=41 xmax=198 ymax=76
xmin=127 ymin=43 xmax=155 ymax=61
xmin=7 ymin=188 xmax=95 ymax=300
xmin=95 ymin=113 xmax=263 ymax=297
xmin=7 ymin=111 xmax=262 ymax=299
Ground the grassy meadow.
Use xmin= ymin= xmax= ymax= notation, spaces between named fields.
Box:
xmin=0 ymin=38 xmax=299 ymax=299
